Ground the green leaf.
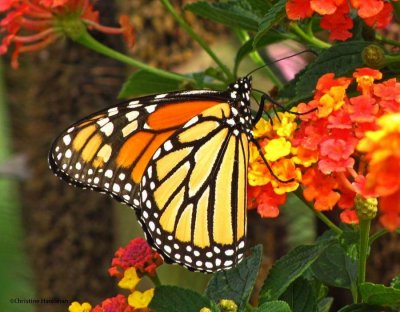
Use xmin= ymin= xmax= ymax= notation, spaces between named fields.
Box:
xmin=281 ymin=193 xmax=316 ymax=248
xmin=246 ymin=0 xmax=272 ymax=15
xmin=205 ymin=245 xmax=263 ymax=312
xmin=259 ymin=240 xmax=335 ymax=304
xmin=279 ymin=41 xmax=370 ymax=103
xmin=185 ymin=1 xmax=261 ymax=31
xmin=295 ymin=41 xmax=369 ymax=99
xmin=311 ymin=241 xmax=357 ymax=289
xmin=118 ymin=70 xmax=183 ymax=98
xmin=338 ymin=304 xmax=382 ymax=312
xmin=150 ymin=286 xmax=218 ymax=312
xmin=280 ymin=277 xmax=318 ymax=312
xmin=391 ymin=276 xmax=400 ymax=289
xmin=256 ymin=301 xmax=292 ymax=312
xmin=253 ymin=0 xmax=287 ymax=47
xmin=317 ymin=297 xmax=333 ymax=312
xmin=339 ymin=225 xmax=359 ymax=261
xmin=360 ymin=282 xmax=400 ymax=309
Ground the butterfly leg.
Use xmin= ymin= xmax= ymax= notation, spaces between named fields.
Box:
xmin=250 ymin=138 xmax=294 ymax=184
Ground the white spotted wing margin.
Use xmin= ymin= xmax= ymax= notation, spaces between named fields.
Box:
xmin=136 ymin=103 xmax=249 ymax=273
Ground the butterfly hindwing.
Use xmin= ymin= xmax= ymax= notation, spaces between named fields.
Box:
xmin=136 ymin=103 xmax=249 ymax=272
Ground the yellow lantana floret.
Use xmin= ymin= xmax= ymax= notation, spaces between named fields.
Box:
xmin=128 ymin=288 xmax=154 ymax=309
xmin=272 ymin=111 xmax=297 ymax=138
xmin=118 ymin=267 xmax=140 ymax=291
xmin=68 ymin=301 xmax=92 ymax=312
xmin=264 ymin=138 xmax=291 ymax=161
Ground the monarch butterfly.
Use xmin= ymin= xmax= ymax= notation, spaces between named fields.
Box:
xmin=49 ymin=75 xmax=271 ymax=273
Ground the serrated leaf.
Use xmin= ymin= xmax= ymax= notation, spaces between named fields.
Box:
xmin=360 ymin=282 xmax=400 ymax=309
xmin=149 ymin=286 xmax=218 ymax=312
xmin=185 ymin=2 xmax=261 ymax=31
xmin=205 ymin=245 xmax=262 ymax=312
xmin=280 ymin=277 xmax=318 ymax=312
xmin=279 ymin=41 xmax=370 ymax=103
xmin=294 ymin=41 xmax=370 ymax=101
xmin=338 ymin=304 xmax=382 ymax=312
xmin=118 ymin=70 xmax=183 ymax=98
xmin=311 ymin=242 xmax=357 ymax=289
xmin=259 ymin=240 xmax=335 ymax=304
xmin=253 ymin=0 xmax=287 ymax=47
xmin=256 ymin=301 xmax=292 ymax=312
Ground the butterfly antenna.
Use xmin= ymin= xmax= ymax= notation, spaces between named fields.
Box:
xmin=246 ymin=50 xmax=316 ymax=77
xmin=252 ymin=91 xmax=317 ymax=121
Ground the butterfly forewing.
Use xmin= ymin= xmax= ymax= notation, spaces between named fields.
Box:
xmin=49 ymin=96 xmax=220 ymax=208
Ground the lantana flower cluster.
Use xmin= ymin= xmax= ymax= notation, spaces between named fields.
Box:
xmin=248 ymin=68 xmax=400 ymax=231
xmin=69 ymin=237 xmax=163 ymax=312
xmin=286 ymin=0 xmax=395 ymax=41
xmin=0 ymin=0 xmax=134 ymax=68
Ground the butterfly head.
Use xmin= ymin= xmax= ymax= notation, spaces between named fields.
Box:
xmin=228 ymin=76 xmax=252 ymax=109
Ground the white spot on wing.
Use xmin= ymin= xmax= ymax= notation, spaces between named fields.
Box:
xmin=164 ymin=140 xmax=173 ymax=151
xmin=184 ymin=256 xmax=193 ymax=263
xmin=145 ymin=105 xmax=156 ymax=113
xmin=65 ymin=149 xmax=72 ymax=159
xmin=105 ymin=169 xmax=113 ymax=178
xmin=128 ymin=100 xmax=141 ymax=108
xmin=108 ymin=107 xmax=119 ymax=116
xmin=149 ymin=221 xmax=155 ymax=231
xmin=113 ymin=184 xmax=120 ymax=192
xmin=183 ymin=116 xmax=199 ymax=128
xmin=63 ymin=135 xmax=71 ymax=146
xmin=126 ymin=111 xmax=139 ymax=121
xmin=101 ymin=122 xmax=114 ymax=136
xmin=97 ymin=117 xmax=109 ymax=127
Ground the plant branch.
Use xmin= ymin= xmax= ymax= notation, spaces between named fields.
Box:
xmin=76 ymin=29 xmax=192 ymax=83
xmin=294 ymin=189 xmax=343 ymax=235
xmin=289 ymin=23 xmax=331 ymax=49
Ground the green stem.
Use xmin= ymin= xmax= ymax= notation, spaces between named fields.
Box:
xmin=385 ymin=53 xmax=400 ymax=65
xmin=369 ymin=228 xmax=388 ymax=246
xmin=357 ymin=219 xmax=371 ymax=303
xmin=294 ymin=190 xmax=343 ymax=235
xmin=375 ymin=33 xmax=400 ymax=48
xmin=289 ymin=23 xmax=331 ymax=49
xmin=75 ymin=29 xmax=192 ymax=83
xmin=160 ymin=0 xmax=233 ymax=81
xmin=150 ymin=273 xmax=162 ymax=287
xmin=235 ymin=30 xmax=284 ymax=89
